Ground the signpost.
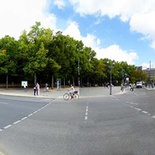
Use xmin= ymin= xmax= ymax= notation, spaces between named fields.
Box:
xmin=21 ymin=81 xmax=28 ymax=91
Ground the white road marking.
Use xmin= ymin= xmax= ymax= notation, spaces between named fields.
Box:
xmin=126 ymin=101 xmax=138 ymax=105
xmin=1 ymin=99 xmax=57 ymax=131
xmin=13 ymin=120 xmax=21 ymax=125
xmin=134 ymin=107 xmax=142 ymax=111
xmin=85 ymin=103 xmax=89 ymax=120
xmin=28 ymin=113 xmax=33 ymax=117
xmin=126 ymin=101 xmax=153 ymax=118
xmin=129 ymin=105 xmax=134 ymax=108
xmin=1 ymin=102 xmax=53 ymax=131
xmin=4 ymin=125 xmax=12 ymax=129
xmin=142 ymin=111 xmax=148 ymax=114
xmin=21 ymin=117 xmax=27 ymax=121
xmin=0 ymin=102 xmax=8 ymax=105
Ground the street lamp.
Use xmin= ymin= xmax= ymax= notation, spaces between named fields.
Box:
xmin=109 ymin=66 xmax=114 ymax=95
xmin=78 ymin=59 xmax=80 ymax=87
xmin=107 ymin=61 xmax=114 ymax=95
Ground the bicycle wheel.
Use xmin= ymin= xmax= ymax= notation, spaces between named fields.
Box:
xmin=63 ymin=93 xmax=69 ymax=100
xmin=73 ymin=93 xmax=79 ymax=99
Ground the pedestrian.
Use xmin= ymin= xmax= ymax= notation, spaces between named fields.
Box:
xmin=34 ymin=85 xmax=37 ymax=96
xmin=45 ymin=83 xmax=48 ymax=91
xmin=130 ymin=83 xmax=134 ymax=91
xmin=36 ymin=83 xmax=40 ymax=95
xmin=121 ymin=83 xmax=124 ymax=91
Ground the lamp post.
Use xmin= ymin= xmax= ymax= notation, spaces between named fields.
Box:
xmin=109 ymin=66 xmax=114 ymax=95
xmin=107 ymin=60 xmax=114 ymax=95
xmin=78 ymin=59 xmax=80 ymax=87
xmin=149 ymin=61 xmax=151 ymax=88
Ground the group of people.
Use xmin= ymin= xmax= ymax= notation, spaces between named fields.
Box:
xmin=34 ymin=83 xmax=40 ymax=96
xmin=33 ymin=82 xmax=76 ymax=97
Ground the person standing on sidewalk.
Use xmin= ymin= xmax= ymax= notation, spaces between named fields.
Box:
xmin=33 ymin=83 xmax=40 ymax=96
xmin=36 ymin=83 xmax=40 ymax=95
xmin=34 ymin=85 xmax=37 ymax=96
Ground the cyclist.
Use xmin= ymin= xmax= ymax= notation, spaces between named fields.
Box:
xmin=69 ymin=84 xmax=75 ymax=98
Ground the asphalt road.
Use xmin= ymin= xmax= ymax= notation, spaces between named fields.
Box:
xmin=0 ymin=87 xmax=155 ymax=155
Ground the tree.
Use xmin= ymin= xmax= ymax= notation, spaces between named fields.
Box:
xmin=0 ymin=35 xmax=18 ymax=88
xmin=130 ymin=69 xmax=148 ymax=83
xmin=18 ymin=22 xmax=58 ymax=85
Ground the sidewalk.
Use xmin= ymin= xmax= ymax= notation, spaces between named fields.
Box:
xmin=0 ymin=86 xmax=124 ymax=98
xmin=0 ymin=88 xmax=67 ymax=98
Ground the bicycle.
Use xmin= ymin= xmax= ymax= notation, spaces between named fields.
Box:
xmin=63 ymin=90 xmax=79 ymax=101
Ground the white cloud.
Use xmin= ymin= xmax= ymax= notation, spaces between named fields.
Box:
xmin=142 ymin=61 xmax=155 ymax=70
xmin=69 ymin=0 xmax=155 ymax=51
xmin=129 ymin=11 xmax=155 ymax=49
xmin=96 ymin=45 xmax=138 ymax=65
xmin=63 ymin=21 xmax=81 ymax=40
xmin=0 ymin=0 xmax=154 ymax=66
xmin=54 ymin=0 xmax=66 ymax=9
xmin=69 ymin=0 xmax=155 ymax=21
xmin=63 ymin=21 xmax=138 ymax=65
xmin=0 ymin=0 xmax=57 ymax=39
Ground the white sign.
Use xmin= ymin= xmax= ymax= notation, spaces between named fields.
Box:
xmin=21 ymin=81 xmax=28 ymax=87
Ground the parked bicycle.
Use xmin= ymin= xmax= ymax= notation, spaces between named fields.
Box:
xmin=63 ymin=90 xmax=79 ymax=100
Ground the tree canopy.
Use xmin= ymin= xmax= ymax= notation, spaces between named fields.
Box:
xmin=0 ymin=22 xmax=148 ymax=88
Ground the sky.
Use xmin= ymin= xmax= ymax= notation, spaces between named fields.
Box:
xmin=1 ymin=0 xmax=155 ymax=69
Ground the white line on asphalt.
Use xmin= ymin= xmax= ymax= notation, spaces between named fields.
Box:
xmin=1 ymin=99 xmax=57 ymax=132
xmin=85 ymin=103 xmax=89 ymax=121
xmin=85 ymin=116 xmax=88 ymax=120
xmin=126 ymin=100 xmax=155 ymax=119
xmin=4 ymin=125 xmax=12 ymax=129
xmin=129 ymin=105 xmax=134 ymax=108
xmin=33 ymin=111 xmax=37 ymax=114
xmin=134 ymin=107 xmax=142 ymax=111
xmin=21 ymin=117 xmax=27 ymax=121
xmin=28 ymin=113 xmax=33 ymax=117
xmin=13 ymin=120 xmax=21 ymax=125
xmin=142 ymin=111 xmax=148 ymax=114
xmin=86 ymin=107 xmax=88 ymax=110
xmin=0 ymin=102 xmax=8 ymax=105
xmin=126 ymin=101 xmax=138 ymax=105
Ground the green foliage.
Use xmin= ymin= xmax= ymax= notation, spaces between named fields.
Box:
xmin=0 ymin=21 xmax=145 ymax=87
xmin=130 ymin=69 xmax=148 ymax=83
xmin=0 ymin=36 xmax=17 ymax=75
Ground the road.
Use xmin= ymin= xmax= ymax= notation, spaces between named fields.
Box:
xmin=0 ymin=87 xmax=155 ymax=155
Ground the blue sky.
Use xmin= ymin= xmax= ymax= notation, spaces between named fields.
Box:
xmin=1 ymin=0 xmax=155 ymax=69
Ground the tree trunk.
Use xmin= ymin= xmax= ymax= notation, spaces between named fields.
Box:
xmin=63 ymin=78 xmax=65 ymax=88
xmin=34 ymin=73 xmax=37 ymax=84
xmin=51 ymin=75 xmax=54 ymax=89
xmin=72 ymin=77 xmax=75 ymax=86
xmin=6 ymin=74 xmax=8 ymax=88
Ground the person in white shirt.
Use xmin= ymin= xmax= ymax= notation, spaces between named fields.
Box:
xmin=69 ymin=84 xmax=75 ymax=98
